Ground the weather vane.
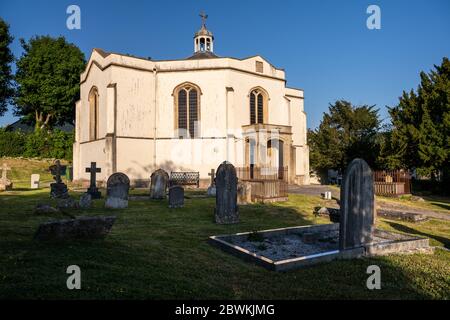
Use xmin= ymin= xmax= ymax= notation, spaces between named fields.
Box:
xmin=199 ymin=11 xmax=208 ymax=27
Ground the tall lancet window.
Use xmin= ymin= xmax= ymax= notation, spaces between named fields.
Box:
xmin=174 ymin=83 xmax=201 ymax=138
xmin=249 ymin=88 xmax=268 ymax=124
xmin=88 ymin=87 xmax=99 ymax=141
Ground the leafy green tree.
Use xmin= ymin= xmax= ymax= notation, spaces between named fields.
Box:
xmin=14 ymin=36 xmax=85 ymax=130
xmin=0 ymin=18 xmax=14 ymax=116
xmin=309 ymin=100 xmax=381 ymax=175
xmin=389 ymin=57 xmax=450 ymax=182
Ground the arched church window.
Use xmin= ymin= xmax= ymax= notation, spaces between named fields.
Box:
xmin=174 ymin=83 xmax=201 ymax=138
xmin=88 ymin=87 xmax=99 ymax=141
xmin=249 ymin=88 xmax=268 ymax=124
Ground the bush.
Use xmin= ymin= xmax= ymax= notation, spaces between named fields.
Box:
xmin=0 ymin=129 xmax=26 ymax=156
xmin=0 ymin=128 xmax=73 ymax=160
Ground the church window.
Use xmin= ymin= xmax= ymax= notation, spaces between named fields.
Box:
xmin=174 ymin=83 xmax=201 ymax=138
xmin=256 ymin=61 xmax=263 ymax=73
xmin=88 ymin=87 xmax=99 ymax=141
xmin=249 ymin=88 xmax=268 ymax=124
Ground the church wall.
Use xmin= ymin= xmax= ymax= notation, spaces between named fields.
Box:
xmin=155 ymin=138 xmax=227 ymax=178
xmin=74 ymin=63 xmax=112 ymax=181
xmin=112 ymin=66 xmax=155 ymax=138
xmin=115 ymin=137 xmax=154 ymax=181
xmin=76 ymin=139 xmax=108 ymax=182
xmin=156 ymin=69 xmax=229 ymax=138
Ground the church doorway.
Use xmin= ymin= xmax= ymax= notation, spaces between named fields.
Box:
xmin=267 ymin=139 xmax=284 ymax=180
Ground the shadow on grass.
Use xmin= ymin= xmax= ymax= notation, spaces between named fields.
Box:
xmin=1 ymin=188 xmax=448 ymax=299
xmin=386 ymin=221 xmax=450 ymax=249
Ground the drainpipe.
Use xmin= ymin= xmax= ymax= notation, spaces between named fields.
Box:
xmin=153 ymin=67 xmax=158 ymax=168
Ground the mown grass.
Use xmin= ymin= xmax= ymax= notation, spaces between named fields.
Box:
xmin=0 ymin=187 xmax=449 ymax=300
xmin=0 ymin=157 xmax=70 ymax=189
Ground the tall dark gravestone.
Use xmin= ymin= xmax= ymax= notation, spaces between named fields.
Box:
xmin=49 ymin=160 xmax=68 ymax=198
xmin=339 ymin=158 xmax=375 ymax=250
xmin=85 ymin=162 xmax=102 ymax=199
xmin=150 ymin=169 xmax=169 ymax=199
xmin=105 ymin=173 xmax=130 ymax=209
xmin=214 ymin=161 xmax=239 ymax=224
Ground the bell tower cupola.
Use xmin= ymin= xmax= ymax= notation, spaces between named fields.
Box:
xmin=194 ymin=11 xmax=214 ymax=53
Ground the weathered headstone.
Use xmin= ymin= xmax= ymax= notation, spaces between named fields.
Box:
xmin=31 ymin=174 xmax=40 ymax=189
xmin=105 ymin=172 xmax=130 ymax=209
xmin=85 ymin=162 xmax=102 ymax=199
xmin=339 ymin=158 xmax=375 ymax=250
xmin=169 ymin=185 xmax=184 ymax=208
xmin=150 ymin=169 xmax=169 ymax=199
xmin=0 ymin=163 xmax=13 ymax=191
xmin=49 ymin=160 xmax=68 ymax=198
xmin=215 ymin=161 xmax=239 ymax=224
xmin=79 ymin=193 xmax=92 ymax=209
xmin=207 ymin=168 xmax=216 ymax=197
xmin=34 ymin=216 xmax=116 ymax=241
xmin=237 ymin=181 xmax=252 ymax=205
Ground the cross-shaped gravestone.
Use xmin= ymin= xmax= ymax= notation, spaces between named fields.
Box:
xmin=208 ymin=169 xmax=215 ymax=186
xmin=1 ymin=163 xmax=11 ymax=181
xmin=85 ymin=162 xmax=102 ymax=199
xmin=51 ymin=160 xmax=65 ymax=184
xmin=49 ymin=160 xmax=68 ymax=198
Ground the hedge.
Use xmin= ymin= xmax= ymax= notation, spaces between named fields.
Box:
xmin=0 ymin=128 xmax=73 ymax=160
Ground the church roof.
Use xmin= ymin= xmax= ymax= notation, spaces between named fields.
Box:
xmin=186 ymin=51 xmax=219 ymax=60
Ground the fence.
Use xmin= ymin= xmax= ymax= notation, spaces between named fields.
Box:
xmin=236 ymin=166 xmax=288 ymax=182
xmin=236 ymin=166 xmax=288 ymax=201
xmin=373 ymin=170 xmax=411 ymax=196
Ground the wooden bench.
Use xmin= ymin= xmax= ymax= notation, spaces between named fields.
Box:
xmin=169 ymin=172 xmax=200 ymax=188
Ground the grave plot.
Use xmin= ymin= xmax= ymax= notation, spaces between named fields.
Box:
xmin=210 ymin=159 xmax=432 ymax=272
xmin=209 ymin=224 xmax=430 ymax=272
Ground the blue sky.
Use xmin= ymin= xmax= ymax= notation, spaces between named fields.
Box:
xmin=1 ymin=0 xmax=449 ymax=128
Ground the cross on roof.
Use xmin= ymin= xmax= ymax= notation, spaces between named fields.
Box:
xmin=199 ymin=11 xmax=208 ymax=27
xmin=1 ymin=163 xmax=11 ymax=180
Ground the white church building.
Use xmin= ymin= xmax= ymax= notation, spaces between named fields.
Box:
xmin=73 ymin=14 xmax=310 ymax=186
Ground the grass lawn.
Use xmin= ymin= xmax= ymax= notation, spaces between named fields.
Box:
xmin=0 ymin=186 xmax=449 ymax=300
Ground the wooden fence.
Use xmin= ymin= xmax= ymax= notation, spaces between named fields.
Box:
xmin=236 ymin=166 xmax=288 ymax=201
xmin=373 ymin=170 xmax=411 ymax=196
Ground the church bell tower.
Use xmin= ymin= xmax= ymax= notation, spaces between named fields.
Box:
xmin=194 ymin=11 xmax=214 ymax=53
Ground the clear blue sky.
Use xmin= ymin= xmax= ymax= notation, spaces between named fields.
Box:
xmin=1 ymin=0 xmax=449 ymax=128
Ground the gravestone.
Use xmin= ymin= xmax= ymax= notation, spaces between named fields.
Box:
xmin=85 ymin=162 xmax=102 ymax=199
xmin=105 ymin=172 xmax=130 ymax=209
xmin=31 ymin=174 xmax=40 ymax=189
xmin=168 ymin=185 xmax=184 ymax=208
xmin=214 ymin=161 xmax=239 ymax=224
xmin=34 ymin=216 xmax=116 ymax=241
xmin=237 ymin=181 xmax=252 ymax=205
xmin=0 ymin=163 xmax=13 ymax=191
xmin=339 ymin=158 xmax=375 ymax=250
xmin=150 ymin=169 xmax=169 ymax=199
xmin=49 ymin=160 xmax=68 ymax=198
xmin=207 ymin=168 xmax=216 ymax=197
xmin=79 ymin=193 xmax=92 ymax=209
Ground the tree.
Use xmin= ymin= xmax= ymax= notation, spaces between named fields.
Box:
xmin=0 ymin=18 xmax=14 ymax=117
xmin=389 ymin=57 xmax=450 ymax=182
xmin=14 ymin=36 xmax=85 ymax=130
xmin=309 ymin=100 xmax=381 ymax=175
